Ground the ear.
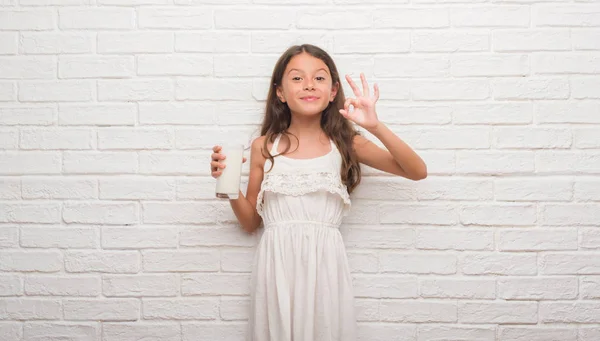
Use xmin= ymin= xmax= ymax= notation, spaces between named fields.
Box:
xmin=276 ymin=86 xmax=286 ymax=103
xmin=330 ymin=81 xmax=339 ymax=102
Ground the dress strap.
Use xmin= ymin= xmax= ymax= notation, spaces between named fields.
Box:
xmin=270 ymin=133 xmax=282 ymax=155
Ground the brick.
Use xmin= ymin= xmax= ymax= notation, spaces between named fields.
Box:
xmin=420 ymin=278 xmax=495 ymax=299
xmin=0 ymin=151 xmax=60 ymax=174
xmin=0 ymin=251 xmax=62 ymax=272
xmin=353 ymin=275 xmax=417 ymax=299
xmin=537 ymin=151 xmax=600 ymax=174
xmin=540 ymin=302 xmax=600 ymax=323
xmin=0 ymin=33 xmax=17 ymax=54
xmin=20 ymin=226 xmax=97 ymax=248
xmin=102 ymin=227 xmax=178 ymax=249
xmin=536 ymin=101 xmax=600 ymax=123
xmin=99 ymin=177 xmax=175 ymax=200
xmin=179 ymin=227 xmax=255 ymax=248
xmin=65 ymin=251 xmax=140 ymax=273
xmin=138 ymin=7 xmax=211 ymax=29
xmin=176 ymin=32 xmax=249 ymax=53
xmin=98 ymin=32 xmax=174 ymax=54
xmin=98 ymin=79 xmax=174 ymax=101
xmin=63 ymin=202 xmax=138 ymax=225
xmin=344 ymin=227 xmax=414 ymax=249
xmin=460 ymin=204 xmax=536 ymax=226
xmin=374 ymin=8 xmax=449 ymax=28
xmin=24 ymin=275 xmax=100 ymax=296
xmin=418 ymin=325 xmax=495 ymax=341
xmin=572 ymin=77 xmax=600 ymax=99
xmin=0 ymin=275 xmax=21 ymax=295
xmin=581 ymin=228 xmax=600 ymax=250
xmin=142 ymin=250 xmax=220 ymax=272
xmin=181 ymin=273 xmax=251 ymax=295
xmin=63 ymin=299 xmax=139 ymax=321
xmin=535 ymin=5 xmax=600 ymax=27
xmin=458 ymin=302 xmax=537 ymax=323
xmin=0 ymin=56 xmax=55 ymax=79
xmin=334 ymin=32 xmax=409 ymax=53
xmin=214 ymin=9 xmax=294 ymax=29
xmin=495 ymin=178 xmax=572 ymax=201
xmin=347 ymin=252 xmax=378 ymax=274
xmin=540 ymin=252 xmax=600 ymax=274
xmin=59 ymin=8 xmax=134 ymax=29
xmin=493 ymin=127 xmax=571 ymax=149
xmin=63 ymin=151 xmax=137 ymax=174
xmin=380 ymin=203 xmax=458 ymax=225
xmin=0 ymin=10 xmax=54 ymax=30
xmin=104 ymin=323 xmax=180 ymax=341
xmin=375 ymin=56 xmax=449 ymax=78
xmin=412 ymin=80 xmax=490 ymax=101
xmin=493 ymin=78 xmax=569 ymax=100
xmin=0 ymin=82 xmax=15 ymax=101
xmin=143 ymin=298 xmax=218 ymax=320
xmin=581 ymin=276 xmax=600 ymax=299
xmin=451 ymin=6 xmax=529 ymax=27
xmin=297 ymin=9 xmax=372 ymax=29
xmin=220 ymin=249 xmax=255 ymax=272
xmin=380 ymin=252 xmax=456 ymax=274
xmin=143 ymin=202 xmax=220 ymax=224
xmin=417 ymin=228 xmax=494 ymax=251
xmin=176 ymin=79 xmax=253 ymax=100
xmin=219 ymin=298 xmax=250 ymax=321
xmin=20 ymin=128 xmax=94 ymax=150
xmin=214 ymin=54 xmax=279 ymax=78
xmin=139 ymin=151 xmax=210 ymax=175
xmin=59 ymin=103 xmax=136 ymax=126
xmin=20 ymin=32 xmax=93 ymax=54
xmin=358 ymin=324 xmax=416 ymax=341
xmin=417 ymin=177 xmax=493 ymax=201
xmin=23 ymin=323 xmax=98 ymax=341
xmin=460 ymin=253 xmax=537 ymax=275
xmin=498 ymin=277 xmax=578 ymax=300
xmin=412 ymin=31 xmax=489 ymax=52
xmin=542 ymin=204 xmax=600 ymax=225
xmin=0 ymin=299 xmax=61 ymax=320
xmin=499 ymin=327 xmax=577 ymax=341
xmin=19 ymin=80 xmax=93 ymax=102
xmin=380 ymin=300 xmax=457 ymax=322
xmin=573 ymin=29 xmax=600 ymax=50
xmin=376 ymin=103 xmax=451 ymax=124
xmin=0 ymin=178 xmax=19 ymax=199
xmin=98 ymin=128 xmax=173 ymax=150
xmin=0 ymin=202 xmax=60 ymax=223
xmin=456 ymin=151 xmax=534 ymax=175
xmin=494 ymin=29 xmax=571 ymax=51
xmin=103 ymin=274 xmax=178 ymax=297
xmin=59 ymin=55 xmax=134 ymax=78
xmin=0 ymin=105 xmax=55 ymax=125
xmin=451 ymin=54 xmax=528 ymax=77
xmin=534 ymin=53 xmax=600 ymax=74
xmin=0 ymin=129 xmax=17 ymax=149
xmin=139 ymin=102 xmax=215 ymax=125
xmin=251 ymin=32 xmax=331 ymax=53
xmin=138 ymin=54 xmax=212 ymax=76
xmin=575 ymin=179 xmax=600 ymax=201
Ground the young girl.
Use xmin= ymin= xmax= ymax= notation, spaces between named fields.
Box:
xmin=210 ymin=44 xmax=427 ymax=341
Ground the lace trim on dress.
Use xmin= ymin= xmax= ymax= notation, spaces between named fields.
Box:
xmin=256 ymin=171 xmax=351 ymax=217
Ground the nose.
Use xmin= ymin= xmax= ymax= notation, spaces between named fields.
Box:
xmin=303 ymin=79 xmax=314 ymax=90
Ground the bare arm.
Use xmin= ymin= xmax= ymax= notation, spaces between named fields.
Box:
xmin=354 ymin=124 xmax=427 ymax=181
xmin=228 ymin=137 xmax=265 ymax=233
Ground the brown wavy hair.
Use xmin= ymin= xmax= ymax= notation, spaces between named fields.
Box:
xmin=259 ymin=44 xmax=361 ymax=193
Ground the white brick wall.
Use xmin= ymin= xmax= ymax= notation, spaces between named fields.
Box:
xmin=0 ymin=1 xmax=599 ymax=340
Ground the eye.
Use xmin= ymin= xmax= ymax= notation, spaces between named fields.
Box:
xmin=316 ymin=76 xmax=326 ymax=81
xmin=292 ymin=76 xmax=302 ymax=81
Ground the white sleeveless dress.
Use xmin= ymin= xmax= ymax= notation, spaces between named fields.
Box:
xmin=246 ymin=134 xmax=357 ymax=341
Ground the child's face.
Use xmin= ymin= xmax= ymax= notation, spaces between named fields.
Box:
xmin=277 ymin=52 xmax=338 ymax=117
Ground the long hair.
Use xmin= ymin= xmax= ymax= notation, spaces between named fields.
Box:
xmin=259 ymin=44 xmax=361 ymax=193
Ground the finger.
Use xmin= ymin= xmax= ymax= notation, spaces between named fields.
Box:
xmin=212 ymin=145 xmax=221 ymax=153
xmin=344 ymin=98 xmax=353 ymax=112
xmin=211 ymin=160 xmax=226 ymax=169
xmin=338 ymin=109 xmax=349 ymax=119
xmin=211 ymin=170 xmax=222 ymax=178
xmin=242 ymin=157 xmax=247 ymax=163
xmin=360 ymin=73 xmax=369 ymax=97
xmin=374 ymin=82 xmax=380 ymax=101
xmin=345 ymin=74 xmax=361 ymax=97
xmin=211 ymin=153 xmax=225 ymax=161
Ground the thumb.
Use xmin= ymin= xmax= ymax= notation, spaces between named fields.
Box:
xmin=243 ymin=157 xmax=247 ymax=163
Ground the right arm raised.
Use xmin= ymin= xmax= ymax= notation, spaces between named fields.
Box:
xmin=228 ymin=136 xmax=265 ymax=234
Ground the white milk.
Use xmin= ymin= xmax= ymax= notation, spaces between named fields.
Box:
xmin=215 ymin=144 xmax=244 ymax=200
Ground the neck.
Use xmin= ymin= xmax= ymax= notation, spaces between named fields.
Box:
xmin=287 ymin=112 xmax=324 ymax=139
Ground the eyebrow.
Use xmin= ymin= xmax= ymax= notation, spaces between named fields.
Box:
xmin=288 ymin=68 xmax=330 ymax=75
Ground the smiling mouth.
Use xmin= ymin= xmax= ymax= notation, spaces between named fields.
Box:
xmin=301 ymin=96 xmax=319 ymax=101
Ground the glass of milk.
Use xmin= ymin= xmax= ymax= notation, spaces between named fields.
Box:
xmin=215 ymin=144 xmax=244 ymax=200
